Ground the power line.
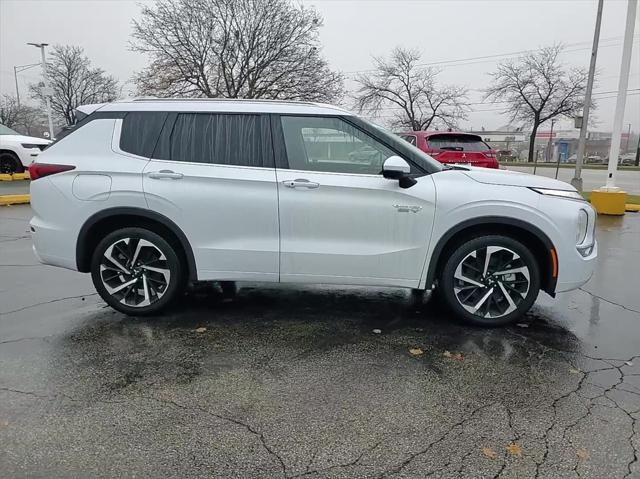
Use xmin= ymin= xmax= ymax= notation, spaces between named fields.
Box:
xmin=342 ymin=35 xmax=639 ymax=76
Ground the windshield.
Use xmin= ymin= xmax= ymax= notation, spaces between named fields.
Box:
xmin=0 ymin=124 xmax=19 ymax=135
xmin=348 ymin=117 xmax=443 ymax=174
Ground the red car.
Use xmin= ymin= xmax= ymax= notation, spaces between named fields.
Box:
xmin=397 ymin=131 xmax=499 ymax=169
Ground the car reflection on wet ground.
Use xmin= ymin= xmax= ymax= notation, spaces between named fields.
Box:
xmin=1 ymin=204 xmax=639 ymax=479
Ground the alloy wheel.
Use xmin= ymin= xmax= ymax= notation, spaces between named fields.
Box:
xmin=99 ymin=237 xmax=171 ymax=308
xmin=452 ymin=245 xmax=530 ymax=319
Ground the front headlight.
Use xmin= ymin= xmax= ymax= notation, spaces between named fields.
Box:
xmin=576 ymin=209 xmax=588 ymax=244
xmin=530 ymin=187 xmax=585 ymax=201
xmin=21 ymin=143 xmax=41 ymax=149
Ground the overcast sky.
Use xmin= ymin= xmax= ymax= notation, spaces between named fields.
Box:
xmin=1 ymin=0 xmax=638 ymax=132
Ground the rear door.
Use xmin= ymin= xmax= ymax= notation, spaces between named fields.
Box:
xmin=142 ymin=112 xmax=279 ymax=282
xmin=273 ymin=115 xmax=435 ymax=287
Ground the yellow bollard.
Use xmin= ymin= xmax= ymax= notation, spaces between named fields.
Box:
xmin=590 ymin=189 xmax=628 ymax=215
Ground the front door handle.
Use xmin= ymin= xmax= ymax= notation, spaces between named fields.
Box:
xmin=147 ymin=170 xmax=184 ymax=180
xmin=282 ymin=178 xmax=319 ymax=189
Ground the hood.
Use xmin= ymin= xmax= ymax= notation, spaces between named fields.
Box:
xmin=462 ymin=166 xmax=577 ymax=191
xmin=1 ymin=134 xmax=51 ymax=145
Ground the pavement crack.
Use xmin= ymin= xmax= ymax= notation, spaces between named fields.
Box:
xmin=377 ymin=402 xmax=495 ymax=478
xmin=0 ymin=293 xmax=98 ymax=316
xmin=139 ymin=395 xmax=288 ymax=477
xmin=578 ymin=287 xmax=640 ymax=314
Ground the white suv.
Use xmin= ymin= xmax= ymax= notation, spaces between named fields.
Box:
xmin=29 ymin=99 xmax=597 ymax=326
xmin=0 ymin=124 xmax=51 ymax=173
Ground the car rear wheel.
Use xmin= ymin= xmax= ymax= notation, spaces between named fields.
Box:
xmin=440 ymin=235 xmax=540 ymax=326
xmin=91 ymin=227 xmax=183 ymax=316
xmin=0 ymin=151 xmax=23 ymax=174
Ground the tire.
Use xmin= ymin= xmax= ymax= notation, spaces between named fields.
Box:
xmin=91 ymin=227 xmax=184 ymax=316
xmin=439 ymin=235 xmax=540 ymax=327
xmin=0 ymin=151 xmax=24 ymax=174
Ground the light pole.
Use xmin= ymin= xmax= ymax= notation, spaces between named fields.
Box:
xmin=571 ymin=0 xmax=603 ymax=192
xmin=27 ymin=42 xmax=54 ymax=139
xmin=13 ymin=62 xmax=40 ymax=108
xmin=604 ymin=0 xmax=636 ymax=190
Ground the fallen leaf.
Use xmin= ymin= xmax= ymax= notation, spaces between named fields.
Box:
xmin=443 ymin=350 xmax=464 ymax=361
xmin=569 ymin=368 xmax=581 ymax=374
xmin=625 ymin=361 xmax=633 ymax=366
xmin=482 ymin=447 xmax=498 ymax=459
xmin=409 ymin=348 xmax=424 ymax=356
xmin=516 ymin=323 xmax=529 ymax=328
xmin=0 ymin=420 xmax=8 ymax=428
xmin=506 ymin=443 xmax=522 ymax=457
xmin=195 ymin=327 xmax=207 ymax=333
xmin=576 ymin=448 xmax=590 ymax=460
xmin=372 ymin=329 xmax=382 ymax=334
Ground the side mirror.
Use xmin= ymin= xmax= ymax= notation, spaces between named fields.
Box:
xmin=382 ymin=156 xmax=417 ymax=188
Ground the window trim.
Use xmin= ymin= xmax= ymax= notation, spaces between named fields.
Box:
xmin=271 ymin=113 xmax=432 ymax=175
xmin=151 ymin=111 xmax=275 ymax=169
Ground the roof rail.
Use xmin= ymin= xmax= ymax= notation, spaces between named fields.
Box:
xmin=130 ymin=97 xmax=317 ymax=106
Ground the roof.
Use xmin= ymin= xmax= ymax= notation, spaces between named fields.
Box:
xmin=397 ymin=130 xmax=484 ymax=137
xmin=94 ymin=98 xmax=353 ymax=116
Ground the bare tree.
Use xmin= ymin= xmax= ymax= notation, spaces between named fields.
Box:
xmin=0 ymin=94 xmax=46 ymax=136
xmin=30 ymin=45 xmax=119 ymax=126
xmin=484 ymin=45 xmax=589 ymax=162
xmin=131 ymin=0 xmax=343 ymax=102
xmin=354 ymin=47 xmax=468 ymax=131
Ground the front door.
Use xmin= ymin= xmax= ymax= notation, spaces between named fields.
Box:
xmin=142 ymin=113 xmax=279 ymax=282
xmin=274 ymin=115 xmax=435 ymax=288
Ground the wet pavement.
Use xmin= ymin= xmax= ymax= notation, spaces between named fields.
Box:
xmin=1 ymin=204 xmax=639 ymax=479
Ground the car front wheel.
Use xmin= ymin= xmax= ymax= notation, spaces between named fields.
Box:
xmin=440 ymin=235 xmax=540 ymax=326
xmin=91 ymin=227 xmax=183 ymax=315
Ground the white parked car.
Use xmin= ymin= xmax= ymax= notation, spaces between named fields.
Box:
xmin=0 ymin=124 xmax=51 ymax=173
xmin=29 ymin=99 xmax=597 ymax=326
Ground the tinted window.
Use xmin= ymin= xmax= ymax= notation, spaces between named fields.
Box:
xmin=280 ymin=116 xmax=396 ymax=175
xmin=426 ymin=134 xmax=489 ymax=151
xmin=400 ymin=134 xmax=417 ymax=146
xmin=120 ymin=112 xmax=168 ymax=157
xmin=167 ymin=113 xmax=267 ymax=167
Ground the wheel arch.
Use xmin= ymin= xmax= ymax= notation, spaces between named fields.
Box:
xmin=76 ymin=207 xmax=197 ymax=280
xmin=424 ymin=216 xmax=558 ymax=296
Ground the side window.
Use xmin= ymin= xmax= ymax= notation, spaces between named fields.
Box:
xmin=401 ymin=135 xmax=417 ymax=146
xmin=280 ymin=116 xmax=396 ymax=175
xmin=166 ymin=113 xmax=267 ymax=167
xmin=119 ymin=112 xmax=168 ymax=157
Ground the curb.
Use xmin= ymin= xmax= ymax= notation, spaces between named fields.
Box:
xmin=0 ymin=173 xmax=30 ymax=181
xmin=0 ymin=194 xmax=30 ymax=206
xmin=626 ymin=204 xmax=640 ymax=212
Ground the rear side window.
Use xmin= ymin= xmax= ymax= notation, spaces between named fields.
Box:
xmin=400 ymin=134 xmax=417 ymax=146
xmin=119 ymin=112 xmax=168 ymax=157
xmin=426 ymin=134 xmax=489 ymax=151
xmin=165 ymin=113 xmax=268 ymax=167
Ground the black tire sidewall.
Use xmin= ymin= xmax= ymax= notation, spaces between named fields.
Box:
xmin=0 ymin=152 xmax=23 ymax=174
xmin=440 ymin=235 xmax=540 ymax=327
xmin=90 ymin=227 xmax=183 ymax=316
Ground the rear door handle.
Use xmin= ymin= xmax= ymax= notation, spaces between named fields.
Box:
xmin=282 ymin=178 xmax=319 ymax=189
xmin=147 ymin=170 xmax=183 ymax=180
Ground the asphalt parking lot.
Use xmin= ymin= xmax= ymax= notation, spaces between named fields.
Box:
xmin=1 ymin=204 xmax=639 ymax=479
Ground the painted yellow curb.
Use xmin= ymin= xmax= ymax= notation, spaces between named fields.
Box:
xmin=0 ymin=172 xmax=30 ymax=181
xmin=626 ymin=204 xmax=640 ymax=212
xmin=0 ymin=194 xmax=30 ymax=206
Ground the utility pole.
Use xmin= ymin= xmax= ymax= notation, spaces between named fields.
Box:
xmin=571 ymin=0 xmax=603 ymax=192
xmin=547 ymin=119 xmax=556 ymax=163
xmin=604 ymin=0 xmax=636 ymax=189
xmin=27 ymin=42 xmax=54 ymax=139
xmin=624 ymin=123 xmax=631 ymax=152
